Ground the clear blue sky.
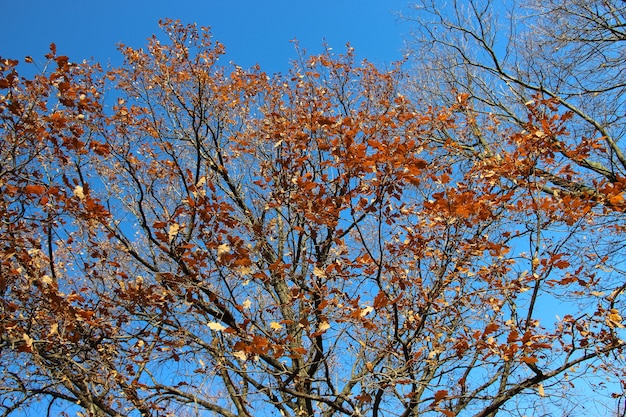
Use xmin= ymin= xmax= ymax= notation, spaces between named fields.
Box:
xmin=2 ymin=0 xmax=408 ymax=74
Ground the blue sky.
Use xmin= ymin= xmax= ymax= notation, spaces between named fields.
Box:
xmin=2 ymin=0 xmax=408 ymax=74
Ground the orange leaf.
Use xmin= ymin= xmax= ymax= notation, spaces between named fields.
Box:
xmin=553 ymin=259 xmax=570 ymax=269
xmin=24 ymin=184 xmax=46 ymax=195
xmin=432 ymin=389 xmax=448 ymax=405
xmin=355 ymin=392 xmax=373 ymax=403
xmin=373 ymin=292 xmax=389 ymax=309
xmin=483 ymin=322 xmax=499 ymax=336
xmin=609 ymin=193 xmax=624 ymax=206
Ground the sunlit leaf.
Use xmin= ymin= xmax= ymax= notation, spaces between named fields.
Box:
xmin=313 ymin=266 xmax=326 ymax=278
xmin=360 ymin=306 xmax=374 ymax=317
xmin=217 ymin=244 xmax=230 ymax=256
xmin=73 ymin=185 xmax=85 ymax=200
xmin=168 ymin=223 xmax=180 ymax=241
xmin=318 ymin=321 xmax=331 ymax=332
xmin=233 ymin=350 xmax=247 ymax=361
xmin=207 ymin=322 xmax=227 ymax=332
xmin=537 ymin=384 xmax=545 ymax=397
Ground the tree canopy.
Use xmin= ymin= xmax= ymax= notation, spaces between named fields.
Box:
xmin=1 ymin=11 xmax=626 ymax=417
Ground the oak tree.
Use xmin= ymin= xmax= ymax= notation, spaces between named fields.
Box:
xmin=1 ymin=19 xmax=625 ymax=417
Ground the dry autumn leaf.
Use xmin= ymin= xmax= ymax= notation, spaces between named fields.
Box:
xmin=313 ymin=266 xmax=326 ymax=278
xmin=207 ymin=322 xmax=227 ymax=332
xmin=318 ymin=321 xmax=331 ymax=332
xmin=217 ymin=244 xmax=230 ymax=256
xmin=168 ymin=223 xmax=180 ymax=241
xmin=233 ymin=351 xmax=247 ymax=361
xmin=73 ymin=185 xmax=85 ymax=200
xmin=607 ymin=309 xmax=625 ymax=328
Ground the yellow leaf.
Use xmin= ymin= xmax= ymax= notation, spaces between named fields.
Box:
xmin=242 ymin=299 xmax=252 ymax=309
xmin=207 ymin=322 xmax=227 ymax=331
xmin=537 ymin=384 xmax=545 ymax=397
xmin=217 ymin=244 xmax=230 ymax=256
xmin=233 ymin=350 xmax=247 ymax=361
xmin=73 ymin=185 xmax=85 ymax=200
xmin=237 ymin=265 xmax=253 ymax=275
xmin=22 ymin=333 xmax=33 ymax=349
xmin=313 ymin=266 xmax=326 ymax=278
xmin=270 ymin=321 xmax=283 ymax=331
xmin=318 ymin=321 xmax=331 ymax=332
xmin=168 ymin=223 xmax=180 ymax=241
xmin=607 ymin=309 xmax=625 ymax=328
xmin=360 ymin=306 xmax=374 ymax=317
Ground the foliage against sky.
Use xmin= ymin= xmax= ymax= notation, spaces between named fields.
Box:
xmin=1 ymin=1 xmax=626 ymax=416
